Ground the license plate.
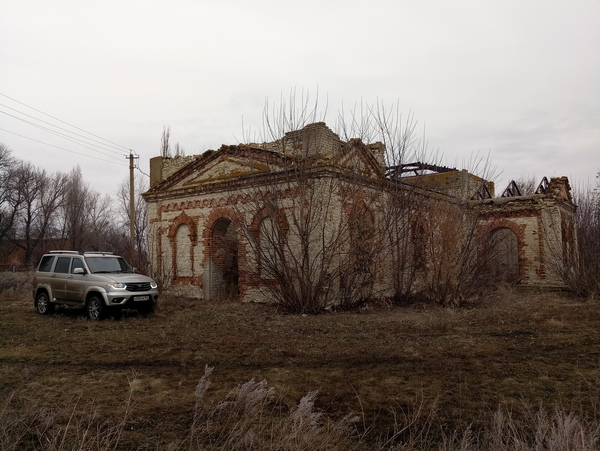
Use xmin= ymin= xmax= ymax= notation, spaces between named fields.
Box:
xmin=133 ymin=296 xmax=150 ymax=301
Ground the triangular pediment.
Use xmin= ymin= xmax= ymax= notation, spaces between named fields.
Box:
xmin=182 ymin=155 xmax=272 ymax=187
xmin=156 ymin=147 xmax=291 ymax=192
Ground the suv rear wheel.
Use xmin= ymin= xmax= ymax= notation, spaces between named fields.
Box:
xmin=86 ymin=295 xmax=105 ymax=321
xmin=35 ymin=291 xmax=54 ymax=315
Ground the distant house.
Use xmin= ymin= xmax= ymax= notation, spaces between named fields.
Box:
xmin=142 ymin=122 xmax=576 ymax=305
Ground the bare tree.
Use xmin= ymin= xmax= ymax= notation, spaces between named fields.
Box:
xmin=57 ymin=166 xmax=90 ymax=250
xmin=335 ymin=100 xmax=487 ymax=306
xmin=234 ymin=94 xmax=496 ymax=311
xmin=0 ymin=144 xmax=21 ymax=243
xmin=54 ymin=166 xmax=120 ymax=253
xmin=161 ymin=125 xmax=171 ymax=158
xmin=232 ymin=95 xmax=438 ymax=312
xmin=161 ymin=125 xmax=186 ymax=158
xmin=10 ymin=163 xmax=68 ymax=268
xmin=117 ymin=175 xmax=149 ymax=270
xmin=231 ymin=95 xmax=381 ymax=311
xmin=173 ymin=142 xmax=185 ymax=157
xmin=0 ymin=149 xmax=147 ymax=269
xmin=86 ymin=192 xmax=118 ymax=251
xmin=361 ymin=104 xmax=436 ymax=303
xmin=238 ymin=169 xmax=365 ymax=313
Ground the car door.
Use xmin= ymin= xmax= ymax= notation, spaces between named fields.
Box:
xmin=65 ymin=257 xmax=87 ymax=303
xmin=50 ymin=256 xmax=71 ymax=300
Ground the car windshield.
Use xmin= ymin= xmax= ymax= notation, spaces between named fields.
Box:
xmin=85 ymin=256 xmax=134 ymax=274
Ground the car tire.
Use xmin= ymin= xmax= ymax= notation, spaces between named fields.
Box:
xmin=86 ymin=295 xmax=105 ymax=321
xmin=35 ymin=292 xmax=54 ymax=315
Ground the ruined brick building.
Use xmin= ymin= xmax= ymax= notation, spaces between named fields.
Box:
xmin=143 ymin=123 xmax=577 ymax=306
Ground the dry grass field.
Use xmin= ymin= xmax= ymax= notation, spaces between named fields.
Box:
xmin=1 ymin=273 xmax=599 ymax=450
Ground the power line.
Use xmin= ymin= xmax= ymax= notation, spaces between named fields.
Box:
xmin=0 ymin=110 xmax=124 ymax=161
xmin=0 ymin=103 xmax=125 ymax=156
xmin=130 ymin=150 xmax=149 ymax=177
xmin=136 ymin=166 xmax=150 ymax=178
xmin=0 ymin=128 xmax=128 ymax=166
xmin=0 ymin=91 xmax=132 ymax=153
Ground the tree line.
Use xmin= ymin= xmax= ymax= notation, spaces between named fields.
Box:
xmin=0 ymin=143 xmax=148 ymax=270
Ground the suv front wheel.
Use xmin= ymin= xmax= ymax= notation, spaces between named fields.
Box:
xmin=86 ymin=295 xmax=105 ymax=321
xmin=35 ymin=291 xmax=54 ymax=315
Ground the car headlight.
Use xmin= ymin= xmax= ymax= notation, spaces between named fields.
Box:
xmin=107 ymin=282 xmax=127 ymax=290
xmin=150 ymin=281 xmax=158 ymax=289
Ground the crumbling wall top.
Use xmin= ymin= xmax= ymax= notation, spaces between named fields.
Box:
xmin=150 ymin=154 xmax=203 ymax=187
xmin=546 ymin=177 xmax=572 ymax=202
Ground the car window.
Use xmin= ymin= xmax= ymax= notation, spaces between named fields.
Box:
xmin=38 ymin=255 xmax=55 ymax=272
xmin=85 ymin=257 xmax=133 ymax=274
xmin=71 ymin=258 xmax=85 ymax=273
xmin=54 ymin=257 xmax=71 ymax=274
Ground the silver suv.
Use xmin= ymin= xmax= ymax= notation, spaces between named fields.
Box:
xmin=32 ymin=251 xmax=159 ymax=320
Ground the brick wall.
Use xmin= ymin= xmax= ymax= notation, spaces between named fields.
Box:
xmin=143 ymin=123 xmax=577 ymax=302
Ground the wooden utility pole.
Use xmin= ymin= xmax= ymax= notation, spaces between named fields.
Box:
xmin=128 ymin=152 xmax=136 ymax=260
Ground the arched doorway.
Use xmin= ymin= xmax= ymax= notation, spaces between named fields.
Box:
xmin=206 ymin=218 xmax=239 ymax=300
xmin=488 ymin=227 xmax=520 ymax=283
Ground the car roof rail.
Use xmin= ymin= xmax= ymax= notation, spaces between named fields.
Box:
xmin=84 ymin=252 xmax=114 ymax=255
xmin=48 ymin=250 xmax=80 ymax=254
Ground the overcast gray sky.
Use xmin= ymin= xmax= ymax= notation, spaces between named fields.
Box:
xmin=1 ymin=0 xmax=599 ymax=196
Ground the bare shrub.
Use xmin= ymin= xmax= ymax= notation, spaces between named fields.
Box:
xmin=545 ymin=177 xmax=600 ymax=297
xmin=569 ymin=177 xmax=600 ymax=296
xmin=147 ymin=248 xmax=173 ymax=292
xmin=0 ymin=271 xmax=31 ymax=294
xmin=409 ymin=199 xmax=485 ymax=306
xmin=237 ymin=169 xmax=361 ymax=314
xmin=236 ymin=97 xmax=390 ymax=313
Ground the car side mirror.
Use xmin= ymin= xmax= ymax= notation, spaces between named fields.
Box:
xmin=73 ymin=268 xmax=86 ymax=275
